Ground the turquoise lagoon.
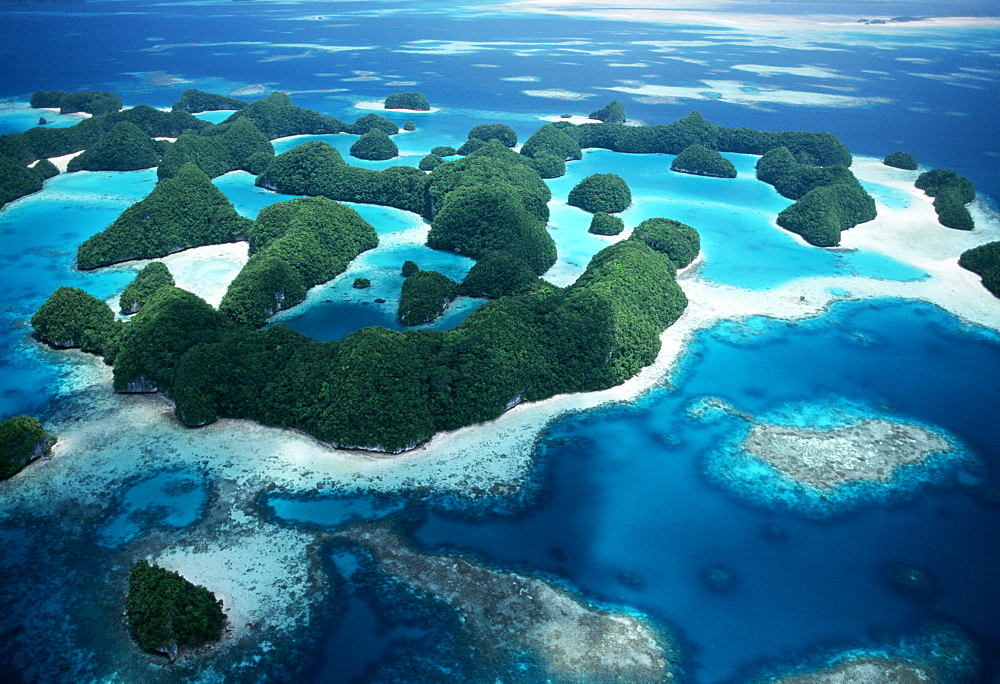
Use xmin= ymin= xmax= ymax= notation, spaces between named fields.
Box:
xmin=1 ymin=0 xmax=999 ymax=680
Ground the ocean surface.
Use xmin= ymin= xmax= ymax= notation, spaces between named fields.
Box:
xmin=1 ymin=1 xmax=998 ymax=681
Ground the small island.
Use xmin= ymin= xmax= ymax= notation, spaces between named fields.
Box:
xmin=350 ymin=128 xmax=399 ymax=161
xmin=0 ymin=415 xmax=56 ymax=480
xmin=588 ymin=212 xmax=625 ymax=236
xmin=125 ymin=560 xmax=226 ymax=661
xmin=671 ymin=143 xmax=737 ymax=178
xmin=397 ymin=270 xmax=458 ymax=325
xmin=120 ymin=262 xmax=175 ymax=314
xmin=916 ymin=168 xmax=976 ymax=230
xmin=958 ymin=241 xmax=999 ymax=297
xmin=383 ymin=92 xmax=430 ymax=111
xmin=567 ymin=173 xmax=632 ymax=214
xmin=883 ymin=151 xmax=918 ymax=170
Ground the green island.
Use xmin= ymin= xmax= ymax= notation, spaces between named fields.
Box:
xmin=0 ymin=415 xmax=56 ymax=480
xmin=398 ymin=270 xmax=459 ymax=325
xmin=25 ymin=92 xmax=929 ymax=454
xmin=350 ymin=128 xmax=399 ymax=161
xmin=567 ymin=173 xmax=632 ymax=214
xmin=588 ymin=99 xmax=627 ymax=124
xmin=67 ymin=121 xmax=163 ymax=172
xmin=916 ymin=168 xmax=976 ymax=231
xmin=384 ymin=92 xmax=431 ymax=110
xmin=171 ymin=88 xmax=248 ymax=114
xmin=959 ymin=241 xmax=1000 ymax=297
xmin=670 ymin=143 xmax=737 ymax=178
xmin=120 ymin=261 xmax=176 ymax=314
xmin=30 ymin=89 xmax=123 ymax=116
xmin=883 ymin=151 xmax=918 ymax=170
xmin=125 ymin=560 xmax=226 ymax=661
xmin=588 ymin=212 xmax=625 ymax=236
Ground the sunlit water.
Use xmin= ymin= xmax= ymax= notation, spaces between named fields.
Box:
xmin=1 ymin=1 xmax=999 ymax=680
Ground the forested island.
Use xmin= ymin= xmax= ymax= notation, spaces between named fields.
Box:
xmin=21 ymin=90 xmax=995 ymax=449
xmin=0 ymin=415 xmax=56 ymax=480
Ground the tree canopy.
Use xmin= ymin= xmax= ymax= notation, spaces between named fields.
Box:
xmin=125 ymin=561 xmax=225 ymax=660
xmin=958 ymin=241 xmax=1000 ymax=297
xmin=671 ymin=144 xmax=737 ymax=178
xmin=78 ymin=163 xmax=253 ymax=269
xmin=120 ymin=262 xmax=175 ymax=314
xmin=588 ymin=212 xmax=625 ymax=236
xmin=631 ymin=218 xmax=700 ymax=268
xmin=588 ymin=100 xmax=626 ymax=124
xmin=0 ymin=416 xmax=55 ymax=480
xmin=172 ymin=88 xmax=248 ymax=113
xmin=398 ymin=270 xmax=458 ymax=325
xmin=67 ymin=121 xmax=161 ymax=172
xmin=384 ymin=92 xmax=431 ymax=111
xmin=567 ymin=173 xmax=632 ymax=214
xmin=350 ymin=129 xmax=399 ymax=161
xmin=883 ymin=151 xmax=918 ymax=170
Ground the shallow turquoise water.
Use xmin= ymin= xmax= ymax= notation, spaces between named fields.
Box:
xmin=269 ymin=298 xmax=1000 ymax=682
xmin=98 ymin=469 xmax=210 ymax=547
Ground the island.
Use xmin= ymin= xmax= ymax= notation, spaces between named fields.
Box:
xmin=120 ymin=261 xmax=175 ymax=314
xmin=171 ymin=88 xmax=248 ymax=114
xmin=350 ymin=128 xmax=399 ymax=161
xmin=958 ymin=241 xmax=999 ymax=297
xmin=384 ymin=92 xmax=430 ymax=111
xmin=397 ymin=270 xmax=458 ymax=325
xmin=125 ymin=560 xmax=226 ymax=661
xmin=916 ymin=168 xmax=976 ymax=230
xmin=30 ymin=89 xmax=122 ymax=116
xmin=588 ymin=212 xmax=625 ymax=235
xmin=0 ymin=415 xmax=56 ymax=479
xmin=567 ymin=173 xmax=632 ymax=213
xmin=670 ymin=143 xmax=737 ymax=178
xmin=883 ymin=151 xmax=918 ymax=170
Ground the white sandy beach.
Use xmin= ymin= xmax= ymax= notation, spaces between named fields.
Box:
xmin=2 ymin=143 xmax=998 ymax=673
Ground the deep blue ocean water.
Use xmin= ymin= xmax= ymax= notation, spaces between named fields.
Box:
xmin=1 ymin=1 xmax=999 ymax=681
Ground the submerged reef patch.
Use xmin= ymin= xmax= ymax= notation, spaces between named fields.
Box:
xmin=335 ymin=522 xmax=681 ymax=681
xmin=742 ymin=623 xmax=979 ymax=683
xmin=703 ymin=399 xmax=976 ymax=517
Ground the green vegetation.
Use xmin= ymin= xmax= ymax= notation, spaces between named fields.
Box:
xmin=257 ymin=141 xmax=428 ymax=214
xmin=353 ymin=277 xmax=371 ymax=289
xmin=428 ymin=154 xmax=551 ymax=223
xmin=222 ymin=92 xmax=345 ymax=139
xmin=467 ymin=124 xmax=517 ymax=148
xmin=219 ymin=197 xmax=378 ymax=327
xmin=31 ymin=286 xmax=119 ymax=355
xmin=631 ymin=218 xmax=700 ymax=268
xmin=589 ymin=100 xmax=627 ymax=124
xmin=0 ymin=155 xmax=58 ymax=209
xmin=120 ymin=262 xmax=175 ymax=314
xmin=671 ymin=144 xmax=737 ymax=178
xmin=345 ymin=113 xmax=399 ymax=136
xmin=30 ymin=90 xmax=122 ymax=116
xmin=916 ymin=168 xmax=976 ymax=230
xmin=776 ymin=182 xmax=877 ymax=247
xmin=404 ymin=121 xmax=417 ymax=131
xmin=883 ymin=151 xmax=918 ymax=170
xmin=561 ymin=111 xmax=852 ymax=166
xmin=157 ymin=117 xmax=274 ymax=180
xmin=384 ymin=92 xmax=431 ymax=111
xmin=428 ymin=183 xmax=556 ymax=275
xmin=398 ymin=270 xmax=458 ymax=325
xmin=526 ymin=153 xmax=565 ymax=179
xmin=958 ymin=241 xmax=1000 ymax=297
xmin=0 ymin=416 xmax=56 ymax=480
xmin=67 ymin=121 xmax=161 ymax=172
xmin=567 ymin=173 xmax=632 ymax=214
xmin=109 ymin=105 xmax=210 ymax=138
xmin=171 ymin=89 xmax=248 ymax=114
xmin=401 ymin=260 xmax=420 ymax=277
xmin=458 ymin=251 xmax=539 ymax=298
xmin=588 ymin=212 xmax=625 ymax=236
xmin=419 ymin=153 xmax=444 ymax=171
xmin=431 ymin=146 xmax=457 ymax=157
xmin=755 ymin=146 xmax=876 ymax=246
xmin=78 ymin=163 xmax=254 ymax=269
xmin=125 ymin=561 xmax=225 ymax=660
xmin=520 ymin=123 xmax=582 ymax=163
xmin=456 ymin=138 xmax=485 ymax=156
xmin=350 ymin=129 xmax=399 ymax=161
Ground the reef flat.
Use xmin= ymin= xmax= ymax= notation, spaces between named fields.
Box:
xmin=742 ymin=419 xmax=952 ymax=490
xmin=337 ymin=523 xmax=679 ymax=680
xmin=774 ymin=656 xmax=935 ymax=683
